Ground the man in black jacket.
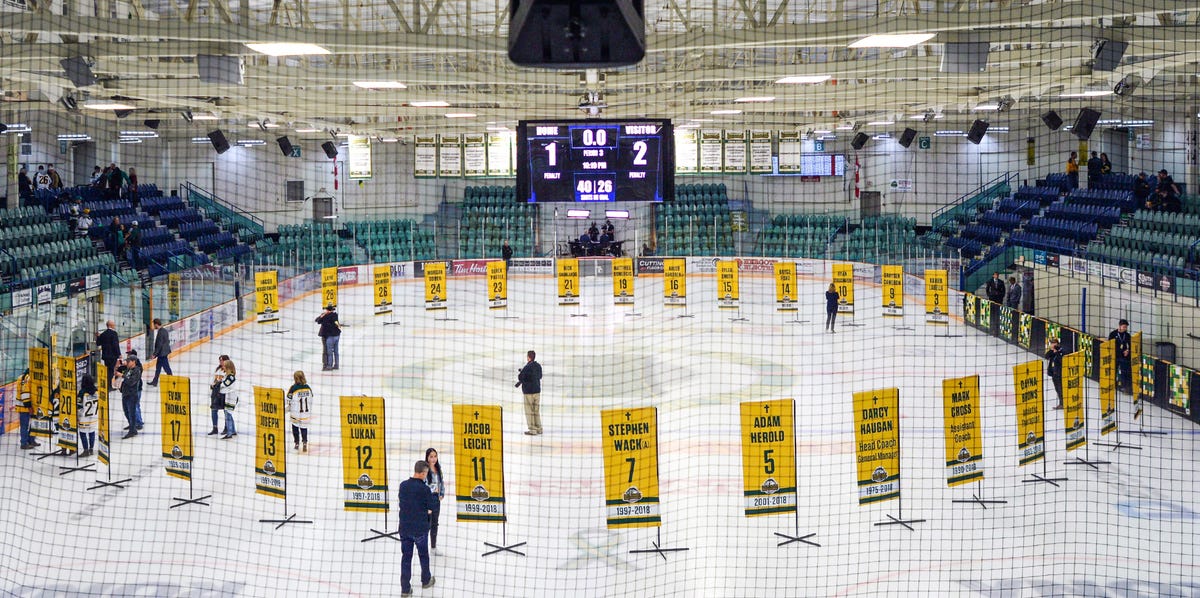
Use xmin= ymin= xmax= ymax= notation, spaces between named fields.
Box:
xmin=148 ymin=318 xmax=172 ymax=386
xmin=985 ymin=272 xmax=1006 ymax=305
xmin=1109 ymin=319 xmax=1132 ymax=392
xmin=96 ymin=320 xmax=121 ymax=376
xmin=116 ymin=355 xmax=144 ymax=438
xmin=1086 ymin=151 xmax=1102 ymax=187
xmin=315 ymin=305 xmax=341 ymax=370
xmin=1046 ymin=338 xmax=1064 ymax=410
xmin=516 ymin=350 xmax=542 ymax=435
xmin=398 ymin=461 xmax=438 ymax=596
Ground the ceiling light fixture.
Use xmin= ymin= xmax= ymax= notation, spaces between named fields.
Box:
xmin=1060 ymin=89 xmax=1113 ymax=98
xmin=353 ymin=81 xmax=407 ymax=89
xmin=83 ymin=101 xmax=137 ymax=110
xmin=410 ymin=101 xmax=451 ymax=107
xmin=191 ymin=137 xmax=211 ymax=144
xmin=935 ymin=130 xmax=965 ymax=136
xmin=710 ymin=110 xmax=743 ymax=115
xmin=119 ymin=130 xmax=159 ymax=138
xmin=236 ymin=139 xmax=266 ymax=146
xmin=733 ymin=96 xmax=775 ymax=103
xmin=445 ymin=113 xmax=477 ymax=118
xmin=775 ymin=75 xmax=831 ymax=84
xmin=848 ymin=33 xmax=936 ymax=48
xmin=294 ymin=128 xmax=321 ymax=133
xmin=244 ymin=43 xmax=330 ymax=56
xmin=866 ymin=120 xmax=895 ymax=126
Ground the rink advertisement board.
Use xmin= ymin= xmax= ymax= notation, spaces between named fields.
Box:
xmin=739 ymin=399 xmax=797 ymax=517
xmin=612 ymin=257 xmax=635 ymax=306
xmin=424 ymin=262 xmax=447 ymax=310
xmin=1017 ymin=313 xmax=1033 ymax=349
xmin=373 ymin=266 xmax=392 ymax=315
xmin=340 ymin=396 xmax=388 ymax=512
xmin=716 ymin=260 xmax=739 ymax=309
xmin=56 ymin=355 xmax=78 ymax=451
xmin=557 ymin=258 xmax=580 ymax=306
xmin=1013 ymin=360 xmax=1046 ymax=466
xmin=29 ymin=347 xmax=51 ymax=438
xmin=255 ymin=270 xmax=280 ymax=324
xmin=774 ymin=262 xmax=797 ymax=312
xmin=96 ymin=364 xmax=110 ymax=466
xmin=1062 ymin=351 xmax=1087 ymax=451
xmin=852 ymin=388 xmax=900 ymax=505
xmin=321 ymin=267 xmax=338 ymax=310
xmin=452 ymin=404 xmax=506 ymax=522
xmin=601 ymin=407 xmax=662 ymax=528
xmin=487 ymin=261 xmax=507 ymax=309
xmin=159 ymin=375 xmax=194 ymax=481
xmin=881 ymin=265 xmax=903 ymax=317
xmin=941 ymin=375 xmax=983 ymax=486
xmin=924 ymin=269 xmax=948 ymax=324
xmin=833 ymin=263 xmax=854 ymax=314
xmin=254 ymin=387 xmax=287 ymax=498
xmin=663 ymin=259 xmax=687 ymax=307
xmin=1099 ymin=340 xmax=1117 ymax=435
xmin=964 ymin=294 xmax=977 ymax=326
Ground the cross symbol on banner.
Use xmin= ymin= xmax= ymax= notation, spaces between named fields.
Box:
xmin=624 ymin=412 xmax=631 ymax=421
xmin=474 ymin=411 xmax=480 ymax=419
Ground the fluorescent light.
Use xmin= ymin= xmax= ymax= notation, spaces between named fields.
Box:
xmin=119 ymin=130 xmax=159 ymax=138
xmin=410 ymin=100 xmax=450 ymax=107
xmin=191 ymin=114 xmax=218 ymax=121
xmin=605 ymin=210 xmax=630 ymax=219
xmin=83 ymin=101 xmax=137 ymax=110
xmin=353 ymin=81 xmax=407 ymax=89
xmin=486 ymin=126 xmax=511 ymax=131
xmin=687 ymin=118 xmax=714 ymax=123
xmin=445 ymin=113 xmax=476 ymax=118
xmin=848 ymin=33 xmax=936 ymax=48
xmin=836 ymin=124 xmax=855 ymax=130
xmin=294 ymin=128 xmax=321 ymax=133
xmin=244 ymin=42 xmax=330 ymax=56
xmin=236 ymin=139 xmax=266 ymax=146
xmin=1060 ymin=90 xmax=1112 ymax=97
xmin=710 ymin=109 xmax=743 ymax=115
xmin=4 ymin=124 xmax=30 ymax=133
xmin=566 ymin=209 xmax=590 ymax=219
xmin=734 ymin=96 xmax=775 ymax=103
xmin=873 ymin=134 xmax=893 ymax=140
xmin=866 ymin=120 xmax=894 ymax=126
xmin=191 ymin=137 xmax=211 ymax=143
xmin=990 ymin=126 xmax=1010 ymax=133
xmin=380 ymin=137 xmax=400 ymax=143
xmin=247 ymin=122 xmax=280 ymax=129
xmin=935 ymin=130 xmax=964 ymax=136
xmin=775 ymin=75 xmax=831 ymax=84
xmin=813 ymin=130 xmax=832 ymax=134
xmin=118 ymin=138 xmax=142 ymax=144
xmin=1122 ymin=120 xmax=1153 ymax=127
xmin=818 ymin=135 xmax=837 ymax=140
xmin=972 ymin=104 xmax=999 ymax=111
xmin=57 ymin=134 xmax=91 ymax=140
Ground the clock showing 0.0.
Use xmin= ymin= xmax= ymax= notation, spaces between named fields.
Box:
xmin=517 ymin=119 xmax=674 ymax=203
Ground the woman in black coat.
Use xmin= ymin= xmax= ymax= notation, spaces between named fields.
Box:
xmin=825 ymin=283 xmax=840 ymax=333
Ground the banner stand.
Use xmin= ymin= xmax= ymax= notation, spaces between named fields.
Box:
xmin=628 ymin=528 xmax=689 ymax=560
xmin=435 ymin=308 xmax=459 ymax=323
xmin=264 ymin=321 xmax=290 ymax=335
xmin=88 ymin=365 xmax=131 ymax=491
xmin=774 ymin=415 xmax=819 ymax=546
xmin=169 ymin=478 xmax=212 ymax=509
xmin=58 ymin=450 xmax=96 ymax=476
xmin=951 ymin=480 xmax=1006 ymax=509
xmin=1095 ymin=396 xmax=1142 ymax=452
xmin=727 ymin=306 xmax=748 ymax=323
xmin=872 ymin=395 xmax=923 ymax=531
xmin=360 ymin=510 xmax=401 ymax=542
xmin=1021 ymin=456 xmax=1068 ymax=487
xmin=1063 ymin=445 xmax=1111 ymax=470
xmin=88 ymin=474 xmax=131 ymax=491
xmin=481 ymin=521 xmax=527 ymax=557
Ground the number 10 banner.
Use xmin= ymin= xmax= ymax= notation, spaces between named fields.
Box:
xmin=601 ymin=407 xmax=661 ymax=528
xmin=452 ymin=404 xmax=506 ymax=522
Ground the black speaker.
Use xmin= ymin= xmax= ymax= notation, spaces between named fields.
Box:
xmin=1072 ymin=108 xmax=1101 ymax=140
xmin=1041 ymin=110 xmax=1063 ymax=131
xmin=966 ymin=120 xmax=989 ymax=144
xmin=208 ymin=130 xmax=231 ymax=154
xmin=277 ymin=136 xmax=296 ymax=157
xmin=1091 ymin=39 xmax=1127 ymax=72
xmin=114 ymin=110 xmax=132 ymax=119
xmin=898 ymin=128 xmax=918 ymax=148
xmin=508 ymin=0 xmax=645 ymax=69
xmin=321 ymin=141 xmax=338 ymax=159
xmin=850 ymin=132 xmax=870 ymax=150
xmin=143 ymin=119 xmax=160 ymax=130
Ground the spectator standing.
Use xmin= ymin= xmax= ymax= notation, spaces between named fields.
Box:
xmin=286 ymin=370 xmax=313 ymax=451
xmin=1086 ymin=151 xmax=1102 ymax=188
xmin=1099 ymin=152 xmax=1112 ymax=175
xmin=424 ymin=448 xmax=445 ymax=555
xmin=34 ymin=165 xmax=51 ymax=190
xmin=106 ymin=163 xmax=128 ymax=200
xmin=76 ymin=209 xmax=93 ymax=237
xmin=77 ymin=374 xmax=98 ymax=457
xmin=127 ymin=167 xmax=139 ymax=209
xmin=218 ymin=359 xmax=240 ymax=439
xmin=207 ymin=355 xmax=229 ymax=436
xmin=90 ymin=165 xmax=103 ymax=186
xmin=825 ymin=283 xmax=839 ymax=333
xmin=1065 ymin=152 xmax=1079 ymax=189
xmin=126 ymin=221 xmax=142 ymax=266
xmin=985 ymin=272 xmax=1006 ymax=304
xmin=1134 ymin=172 xmax=1152 ymax=206
xmin=1005 ymin=276 xmax=1022 ymax=310
xmin=315 ymin=305 xmax=341 ymax=371
xmin=147 ymin=318 xmax=172 ymax=386
xmin=516 ymin=350 xmax=543 ymax=435
xmin=115 ymin=355 xmax=143 ymax=438
xmin=18 ymin=167 xmax=33 ymax=205
xmin=1046 ymin=338 xmax=1065 ymax=409
xmin=47 ymin=164 xmax=63 ymax=190
xmin=1109 ymin=319 xmax=1133 ymax=393
xmin=96 ymin=320 xmax=121 ymax=376
xmin=398 ymin=461 xmax=438 ymax=596
xmin=16 ymin=369 xmax=36 ymax=450
xmin=501 ymin=240 xmax=513 ymax=271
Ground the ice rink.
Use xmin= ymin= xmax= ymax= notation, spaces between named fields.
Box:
xmin=3 ymin=270 xmax=1198 ymax=597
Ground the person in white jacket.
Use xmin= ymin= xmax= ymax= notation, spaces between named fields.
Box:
xmin=219 ymin=360 xmax=240 ymax=439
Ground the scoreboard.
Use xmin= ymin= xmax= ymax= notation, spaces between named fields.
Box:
xmin=517 ymin=119 xmax=674 ymax=203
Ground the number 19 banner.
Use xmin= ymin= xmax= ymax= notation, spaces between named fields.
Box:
xmin=452 ymin=404 xmax=506 ymax=522
xmin=340 ymin=396 xmax=388 ymax=512
xmin=612 ymin=257 xmax=634 ymax=306
xmin=254 ymin=387 xmax=287 ymax=498
xmin=601 ymin=407 xmax=661 ymax=528
xmin=159 ymin=375 xmax=194 ymax=480
xmin=740 ymin=399 xmax=797 ymax=517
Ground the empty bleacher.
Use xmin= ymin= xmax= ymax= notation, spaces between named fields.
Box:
xmin=346 ymin=219 xmax=437 ymax=262
xmin=754 ymin=214 xmax=841 ymax=258
xmin=458 ymin=186 xmax=538 ymax=259
xmin=655 ymin=183 xmax=734 ymax=256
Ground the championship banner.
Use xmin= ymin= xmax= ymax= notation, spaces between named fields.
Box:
xmin=255 ymin=270 xmax=280 ymax=324
xmin=56 ymin=355 xmax=78 ymax=451
xmin=424 ymin=261 xmax=447 ymax=310
xmin=373 ymin=265 xmax=393 ymax=315
xmin=881 ymin=265 xmax=903 ymax=317
xmin=254 ymin=387 xmax=287 ymax=498
xmin=612 ymin=257 xmax=634 ymax=306
xmin=1062 ymin=351 xmax=1086 ymax=451
xmin=739 ymin=399 xmax=797 ymax=517
xmin=321 ymin=267 xmax=338 ymax=310
xmin=852 ymin=388 xmax=900 ymax=504
xmin=774 ymin=262 xmax=797 ymax=312
xmin=29 ymin=346 xmax=51 ymax=438
xmin=663 ymin=258 xmax=686 ymax=307
xmin=833 ymin=263 xmax=854 ymax=314
xmin=340 ymin=396 xmax=388 ymax=511
xmin=167 ymin=273 xmax=181 ymax=320
xmin=159 ymin=375 xmax=194 ymax=480
xmin=97 ymin=363 xmax=111 ymax=466
xmin=942 ymin=375 xmax=983 ymax=486
xmin=716 ymin=260 xmax=739 ymax=309
xmin=1131 ymin=332 xmax=1143 ymax=416
xmin=1099 ymin=339 xmax=1117 ymax=435
xmin=452 ymin=404 xmax=506 ymax=522
xmin=1012 ymin=360 xmax=1046 ymax=466
xmin=925 ymin=269 xmax=949 ymax=324
xmin=487 ymin=261 xmax=507 ymax=310
xmin=557 ymin=258 xmax=580 ymax=306
xmin=601 ymin=407 xmax=662 ymax=527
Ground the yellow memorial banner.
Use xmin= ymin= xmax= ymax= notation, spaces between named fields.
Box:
xmin=601 ymin=407 xmax=661 ymax=527
xmin=424 ymin=262 xmax=447 ymax=310
xmin=833 ymin=263 xmax=854 ymax=314
xmin=167 ymin=273 xmax=181 ymax=319
xmin=1012 ymin=360 xmax=1046 ymax=466
xmin=1132 ymin=332 xmax=1145 ymax=417
xmin=56 ymin=355 xmax=78 ymax=451
xmin=29 ymin=346 xmax=52 ymax=438
xmin=254 ymin=387 xmax=287 ymax=498
xmin=774 ymin=262 xmax=797 ymax=312
xmin=97 ymin=363 xmax=111 ymax=466
xmin=255 ymin=270 xmax=280 ymax=324
xmin=340 ymin=396 xmax=388 ymax=511
xmin=159 ymin=375 xmax=194 ymax=480
xmin=1063 ymin=351 xmax=1086 ymax=451
xmin=373 ymin=265 xmax=393 ymax=315
xmin=663 ymin=258 xmax=686 ymax=307
xmin=925 ymin=269 xmax=949 ymax=324
xmin=612 ymin=257 xmax=634 ymax=306
xmin=716 ymin=260 xmax=740 ymax=309
xmin=321 ymin=267 xmax=338 ymax=309
xmin=1099 ymin=339 xmax=1117 ymax=435
xmin=881 ymin=265 xmax=904 ymax=318
xmin=452 ymin=404 xmax=507 ymax=522
xmin=739 ymin=399 xmax=797 ymax=517
xmin=557 ymin=258 xmax=580 ymax=305
xmin=942 ymin=375 xmax=983 ymax=486
xmin=852 ymin=388 xmax=899 ymax=504
xmin=487 ymin=261 xmax=508 ymax=309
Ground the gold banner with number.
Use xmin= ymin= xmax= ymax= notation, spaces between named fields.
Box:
xmin=487 ymin=261 xmax=507 ymax=310
xmin=612 ymin=257 xmax=634 ymax=306
xmin=1131 ymin=332 xmax=1142 ymax=411
xmin=774 ymin=262 xmax=797 ymax=312
xmin=853 ymin=388 xmax=899 ymax=504
xmin=373 ymin=265 xmax=392 ymax=315
xmin=97 ymin=364 xmax=111 ymax=466
xmin=601 ymin=407 xmax=661 ymax=528
xmin=717 ymin=260 xmax=739 ymax=309
xmin=557 ymin=258 xmax=579 ymax=305
xmin=159 ymin=375 xmax=194 ymax=480
xmin=321 ymin=267 xmax=338 ymax=309
xmin=1063 ymin=351 xmax=1086 ymax=451
xmin=942 ymin=375 xmax=983 ymax=486
xmin=1099 ymin=339 xmax=1117 ymax=435
xmin=255 ymin=270 xmax=280 ymax=324
xmin=424 ymin=262 xmax=447 ymax=310
xmin=739 ymin=399 xmax=797 ymax=517
xmin=881 ymin=265 xmax=904 ymax=317
xmin=340 ymin=396 xmax=388 ymax=511
xmin=1013 ymin=360 xmax=1046 ymax=466
xmin=167 ymin=273 xmax=181 ymax=319
xmin=1137 ymin=354 xmax=1154 ymax=420
xmin=833 ymin=263 xmax=854 ymax=314
xmin=925 ymin=269 xmax=949 ymax=324
xmin=663 ymin=258 xmax=686 ymax=307
xmin=452 ymin=404 xmax=506 ymax=522
xmin=56 ymin=355 xmax=78 ymax=451
xmin=29 ymin=347 xmax=52 ymax=438
xmin=254 ymin=387 xmax=287 ymax=498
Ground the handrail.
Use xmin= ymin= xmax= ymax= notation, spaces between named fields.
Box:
xmin=931 ymin=172 xmax=1017 ymax=230
xmin=180 ymin=182 xmax=265 ymax=238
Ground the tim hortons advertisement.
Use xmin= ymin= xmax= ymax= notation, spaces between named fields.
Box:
xmin=449 ymin=259 xmax=496 ymax=277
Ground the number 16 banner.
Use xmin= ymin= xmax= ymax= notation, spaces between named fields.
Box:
xmin=740 ymin=399 xmax=797 ymax=516
xmin=601 ymin=407 xmax=661 ymax=528
xmin=452 ymin=404 xmax=506 ymax=522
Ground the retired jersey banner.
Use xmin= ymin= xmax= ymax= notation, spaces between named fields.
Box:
xmin=663 ymin=259 xmax=687 ymax=307
xmin=739 ymin=399 xmax=797 ymax=517
xmin=852 ymin=388 xmax=900 ymax=504
xmin=159 ymin=375 xmax=194 ymax=481
xmin=925 ymin=269 xmax=949 ymax=324
xmin=255 ymin=270 xmax=280 ymax=324
xmin=452 ymin=404 xmax=506 ymax=522
xmin=716 ymin=260 xmax=740 ymax=309
xmin=1063 ymin=351 xmax=1087 ymax=451
xmin=881 ymin=265 xmax=904 ymax=317
xmin=1131 ymin=332 xmax=1143 ymax=414
xmin=833 ymin=263 xmax=854 ymax=314
xmin=97 ymin=363 xmax=111 ymax=466
xmin=167 ymin=273 xmax=181 ymax=320
xmin=424 ymin=261 xmax=447 ymax=310
xmin=254 ymin=387 xmax=287 ymax=498
xmin=942 ymin=375 xmax=983 ymax=486
xmin=1099 ymin=339 xmax=1117 ymax=435
xmin=487 ymin=261 xmax=507 ymax=310
xmin=601 ymin=407 xmax=661 ymax=528
xmin=341 ymin=396 xmax=388 ymax=511
xmin=964 ymin=294 xmax=977 ymax=325
xmin=29 ymin=347 xmax=51 ymax=437
xmin=1169 ymin=365 xmax=1190 ymax=413
xmin=557 ymin=258 xmax=580 ymax=306
xmin=56 ymin=355 xmax=78 ymax=451
xmin=1013 ymin=360 xmax=1046 ymax=466
xmin=612 ymin=257 xmax=634 ymax=306
xmin=373 ymin=265 xmax=393 ymax=315
xmin=774 ymin=262 xmax=797 ymax=312
xmin=321 ymin=267 xmax=338 ymax=310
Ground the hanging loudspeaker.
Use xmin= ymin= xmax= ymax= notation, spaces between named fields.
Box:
xmin=277 ymin=136 xmax=296 ymax=157
xmin=898 ymin=128 xmax=918 ymax=148
xmin=321 ymin=141 xmax=338 ymax=159
xmin=850 ymin=132 xmax=869 ymax=150
xmin=1072 ymin=108 xmax=1101 ymax=140
xmin=143 ymin=119 xmax=160 ymax=130
xmin=208 ymin=130 xmax=231 ymax=154
xmin=966 ymin=120 xmax=989 ymax=144
xmin=1041 ymin=110 xmax=1063 ymax=131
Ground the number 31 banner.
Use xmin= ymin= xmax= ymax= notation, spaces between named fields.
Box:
xmin=452 ymin=404 xmax=507 ymax=522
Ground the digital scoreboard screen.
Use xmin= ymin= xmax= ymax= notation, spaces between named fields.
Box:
xmin=516 ymin=119 xmax=674 ymax=203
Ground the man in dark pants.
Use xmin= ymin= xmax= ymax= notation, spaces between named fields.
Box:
xmin=501 ymin=240 xmax=513 ymax=272
xmin=315 ymin=305 xmax=341 ymax=370
xmin=1086 ymin=151 xmax=1102 ymax=188
xmin=985 ymin=272 xmax=1006 ymax=305
xmin=1109 ymin=319 xmax=1132 ymax=393
xmin=148 ymin=318 xmax=172 ymax=386
xmin=116 ymin=355 xmax=144 ymax=438
xmin=516 ymin=350 xmax=542 ymax=435
xmin=1046 ymin=338 xmax=1064 ymax=409
xmin=96 ymin=320 xmax=121 ymax=376
xmin=398 ymin=460 xmax=438 ymax=596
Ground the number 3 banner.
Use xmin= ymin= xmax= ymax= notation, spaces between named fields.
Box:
xmin=254 ymin=387 xmax=287 ymax=498
xmin=452 ymin=404 xmax=506 ymax=522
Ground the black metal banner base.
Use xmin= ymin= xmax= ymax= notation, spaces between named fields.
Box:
xmin=728 ymin=316 xmax=749 ymax=323
xmin=843 ymin=322 xmax=864 ymax=327
xmin=624 ymin=312 xmax=643 ymax=317
xmin=264 ymin=328 xmax=290 ymax=335
xmin=1064 ymin=457 xmax=1111 ymax=470
xmin=435 ymin=317 xmax=459 ymax=322
xmin=935 ymin=334 xmax=965 ymax=338
xmin=675 ymin=314 xmax=695 ymax=319
xmin=1022 ymin=473 xmax=1068 ymax=487
xmin=58 ymin=462 xmax=97 ymax=476
xmin=1094 ymin=440 xmax=1141 ymax=451
xmin=952 ymin=493 xmax=1008 ymax=509
xmin=786 ymin=319 xmax=809 ymax=324
xmin=260 ymin=513 xmax=314 ymax=530
xmin=1119 ymin=429 xmax=1168 ymax=436
xmin=494 ymin=315 xmax=520 ymax=320
xmin=361 ymin=528 xmax=402 ymax=542
xmin=382 ymin=320 xmax=404 ymax=326
xmin=169 ymin=494 xmax=212 ymax=509
xmin=34 ymin=447 xmax=67 ymax=461
xmin=569 ymin=313 xmax=589 ymax=318
xmin=482 ymin=540 xmax=527 ymax=557
xmin=629 ymin=542 xmax=689 ymax=561
xmin=773 ymin=531 xmax=820 ymax=547
xmin=893 ymin=326 xmax=915 ymax=331
xmin=874 ymin=514 xmax=926 ymax=531
xmin=88 ymin=477 xmax=132 ymax=491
